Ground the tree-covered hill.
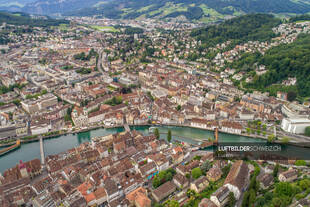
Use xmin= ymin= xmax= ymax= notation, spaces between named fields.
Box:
xmin=0 ymin=11 xmax=69 ymax=27
xmin=191 ymin=14 xmax=281 ymax=47
xmin=289 ymin=14 xmax=310 ymax=23
xmin=236 ymin=34 xmax=310 ymax=97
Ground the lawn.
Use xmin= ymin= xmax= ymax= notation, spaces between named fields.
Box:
xmin=12 ymin=13 xmax=21 ymax=16
xmin=137 ymin=4 xmax=155 ymax=12
xmin=146 ymin=2 xmax=187 ymax=17
xmin=107 ymin=86 xmax=116 ymax=91
xmin=199 ymin=4 xmax=224 ymax=18
xmin=90 ymin=25 xmax=119 ymax=33
xmin=59 ymin=24 xmax=69 ymax=30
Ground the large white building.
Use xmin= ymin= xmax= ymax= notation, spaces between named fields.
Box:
xmin=281 ymin=118 xmax=310 ymax=134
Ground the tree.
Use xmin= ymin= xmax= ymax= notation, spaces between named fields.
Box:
xmin=39 ymin=58 xmax=47 ymax=65
xmin=248 ymin=189 xmax=256 ymax=206
xmin=273 ymin=163 xmax=279 ymax=178
xmin=147 ymin=91 xmax=154 ymax=101
xmin=295 ymin=160 xmax=307 ymax=166
xmin=167 ymin=130 xmax=172 ymax=143
xmin=274 ymin=182 xmax=296 ymax=197
xmin=164 ymin=200 xmax=179 ymax=207
xmin=281 ymin=137 xmax=290 ymax=144
xmin=255 ymin=197 xmax=266 ymax=207
xmin=227 ymin=192 xmax=236 ymax=207
xmin=222 ymin=164 xmax=231 ymax=178
xmin=154 ymin=128 xmax=160 ymax=139
xmin=299 ymin=179 xmax=310 ymax=190
xmin=193 ymin=155 xmax=201 ymax=161
xmin=176 ymin=105 xmax=181 ymax=111
xmin=271 ymin=197 xmax=282 ymax=207
xmin=152 ymin=168 xmax=176 ymax=188
xmin=12 ymin=99 xmax=21 ymax=106
xmin=267 ymin=134 xmax=276 ymax=143
xmin=152 ymin=176 xmax=161 ymax=188
xmin=262 ymin=124 xmax=267 ymax=131
xmin=191 ymin=167 xmax=202 ymax=179
xmin=287 ymin=91 xmax=297 ymax=102
xmin=166 ymin=172 xmax=173 ymax=181
xmin=201 ymin=160 xmax=212 ymax=173
xmin=305 ymin=126 xmax=310 ymax=137
xmin=241 ymin=191 xmax=249 ymax=207
xmin=234 ymin=96 xmax=241 ymax=102
xmin=185 ymin=173 xmax=190 ymax=179
xmin=249 ymin=176 xmax=257 ymax=190
xmin=186 ymin=189 xmax=196 ymax=198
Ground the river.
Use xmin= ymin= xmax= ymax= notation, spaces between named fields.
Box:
xmin=0 ymin=125 xmax=267 ymax=173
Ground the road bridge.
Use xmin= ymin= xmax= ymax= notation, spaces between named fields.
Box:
xmin=124 ymin=123 xmax=130 ymax=132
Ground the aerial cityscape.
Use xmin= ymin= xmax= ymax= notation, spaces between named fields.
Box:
xmin=1 ymin=0 xmax=310 ymax=207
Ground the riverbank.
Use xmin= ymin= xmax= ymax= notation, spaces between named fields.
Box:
xmin=1 ymin=125 xmax=309 ymax=173
xmin=106 ymin=123 xmax=310 ymax=148
xmin=0 ymin=123 xmax=302 ymax=148
xmin=0 ymin=125 xmax=105 ymax=147
xmin=0 ymin=140 xmax=21 ymax=156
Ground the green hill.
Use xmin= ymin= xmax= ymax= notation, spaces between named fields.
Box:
xmin=191 ymin=14 xmax=281 ymax=47
xmin=65 ymin=0 xmax=310 ymax=21
xmin=234 ymin=33 xmax=310 ymax=97
xmin=0 ymin=11 xmax=69 ymax=27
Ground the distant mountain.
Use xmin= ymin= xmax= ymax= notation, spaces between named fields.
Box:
xmin=8 ymin=0 xmax=310 ymax=21
xmin=0 ymin=0 xmax=35 ymax=12
xmin=66 ymin=0 xmax=310 ymax=21
xmin=21 ymin=0 xmax=109 ymax=15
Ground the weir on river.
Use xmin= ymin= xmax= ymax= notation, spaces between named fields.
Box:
xmin=158 ymin=127 xmax=219 ymax=148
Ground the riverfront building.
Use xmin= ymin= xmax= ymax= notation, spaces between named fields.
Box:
xmin=281 ymin=118 xmax=310 ymax=134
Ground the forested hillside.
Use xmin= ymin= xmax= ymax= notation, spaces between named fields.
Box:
xmin=289 ymin=14 xmax=310 ymax=23
xmin=2 ymin=0 xmax=310 ymax=21
xmin=0 ymin=12 xmax=68 ymax=27
xmin=191 ymin=14 xmax=281 ymax=47
xmin=63 ymin=0 xmax=310 ymax=20
xmin=235 ymin=34 xmax=310 ymax=97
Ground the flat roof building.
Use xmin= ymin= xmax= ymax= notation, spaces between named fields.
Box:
xmin=281 ymin=118 xmax=310 ymax=134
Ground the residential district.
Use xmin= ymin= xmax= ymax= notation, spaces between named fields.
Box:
xmin=0 ymin=16 xmax=310 ymax=207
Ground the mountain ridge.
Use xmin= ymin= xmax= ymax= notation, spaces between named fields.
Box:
xmin=1 ymin=0 xmax=310 ymax=21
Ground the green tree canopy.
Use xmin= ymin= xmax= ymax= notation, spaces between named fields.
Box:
xmin=154 ymin=128 xmax=160 ymax=139
xmin=201 ymin=160 xmax=212 ymax=173
xmin=191 ymin=167 xmax=202 ymax=179
xmin=167 ymin=130 xmax=172 ymax=143
xmin=305 ymin=126 xmax=310 ymax=137
xmin=287 ymin=91 xmax=297 ymax=102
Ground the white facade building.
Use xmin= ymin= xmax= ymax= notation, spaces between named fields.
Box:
xmin=281 ymin=118 xmax=310 ymax=134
